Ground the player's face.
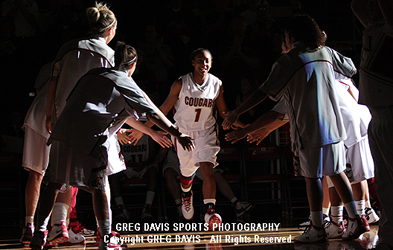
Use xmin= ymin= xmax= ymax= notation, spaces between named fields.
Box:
xmin=192 ymin=51 xmax=212 ymax=76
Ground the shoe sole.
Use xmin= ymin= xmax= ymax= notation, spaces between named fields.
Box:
xmin=47 ymin=236 xmax=69 ymax=247
xmin=342 ymin=226 xmax=367 ymax=241
xmin=183 ymin=210 xmax=194 ymax=220
xmin=59 ymin=241 xmax=86 ymax=246
xmin=294 ymin=238 xmax=328 ymax=244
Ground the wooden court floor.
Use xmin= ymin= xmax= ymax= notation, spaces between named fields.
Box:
xmin=0 ymin=225 xmax=379 ymax=250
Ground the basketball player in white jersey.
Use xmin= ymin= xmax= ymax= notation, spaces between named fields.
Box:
xmin=140 ymin=48 xmax=244 ymax=230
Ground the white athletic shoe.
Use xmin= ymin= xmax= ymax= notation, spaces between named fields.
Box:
xmin=181 ymin=191 xmax=194 ymax=220
xmin=204 ymin=208 xmax=222 ymax=231
xmin=325 ymin=220 xmax=346 ymax=239
xmin=365 ymin=207 xmax=380 ymax=224
xmin=98 ymin=234 xmax=122 ymax=250
xmin=294 ymin=223 xmax=327 ymax=243
xmin=298 ymin=214 xmax=330 ymax=230
xmin=60 ymin=229 xmax=85 ymax=246
xmin=46 ymin=220 xmax=69 ymax=247
xmin=233 ymin=201 xmax=254 ymax=217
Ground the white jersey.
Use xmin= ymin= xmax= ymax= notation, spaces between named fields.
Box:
xmin=23 ymin=62 xmax=52 ymax=138
xmin=336 ymin=78 xmax=371 ymax=148
xmin=173 ymin=73 xmax=221 ymax=132
xmin=259 ymin=44 xmax=355 ymax=151
xmin=121 ymin=134 xmax=150 ymax=164
xmin=51 ymin=36 xmax=114 ymax=127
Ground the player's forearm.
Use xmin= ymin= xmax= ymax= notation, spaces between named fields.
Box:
xmin=245 ymin=110 xmax=286 ymax=135
xmin=232 ymin=89 xmax=267 ymax=118
xmin=124 ymin=116 xmax=156 ymax=137
xmin=146 ymin=113 xmax=181 ymax=138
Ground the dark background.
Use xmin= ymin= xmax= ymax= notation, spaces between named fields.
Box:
xmin=0 ymin=0 xmax=365 ymax=240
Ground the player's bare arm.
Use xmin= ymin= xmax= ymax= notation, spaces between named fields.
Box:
xmin=215 ymin=83 xmax=246 ymax=129
xmin=125 ymin=116 xmax=172 ymax=148
xmin=117 ymin=128 xmax=133 ymax=145
xmin=146 ymin=112 xmax=194 ymax=151
xmin=225 ymin=110 xmax=286 ymax=144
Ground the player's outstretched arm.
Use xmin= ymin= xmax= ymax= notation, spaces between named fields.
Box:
xmin=225 ymin=110 xmax=287 ymax=144
xmin=146 ymin=113 xmax=194 ymax=151
xmin=215 ymin=84 xmax=246 ymax=129
xmin=125 ymin=116 xmax=172 ymax=148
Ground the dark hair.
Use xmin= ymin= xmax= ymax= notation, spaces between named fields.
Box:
xmin=114 ymin=41 xmax=138 ymax=71
xmin=190 ymin=48 xmax=212 ymax=63
xmin=285 ymin=15 xmax=325 ymax=49
xmin=86 ymin=2 xmax=116 ymax=35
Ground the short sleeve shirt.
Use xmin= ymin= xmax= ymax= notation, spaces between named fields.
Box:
xmin=49 ymin=68 xmax=155 ymax=157
xmin=259 ymin=43 xmax=356 ymax=151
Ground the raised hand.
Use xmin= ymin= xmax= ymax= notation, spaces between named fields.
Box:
xmin=222 ymin=110 xmax=239 ymax=130
xmin=247 ymin=128 xmax=270 ymax=145
xmin=176 ymin=134 xmax=194 ymax=151
xmin=150 ymin=130 xmax=172 ymax=148
xmin=225 ymin=128 xmax=247 ymax=144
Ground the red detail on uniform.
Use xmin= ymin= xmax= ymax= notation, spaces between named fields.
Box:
xmin=180 ymin=174 xmax=194 ymax=186
xmin=185 ymin=96 xmax=213 ymax=107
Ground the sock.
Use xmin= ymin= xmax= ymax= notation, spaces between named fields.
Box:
xmin=322 ymin=207 xmax=330 ymax=217
xmin=114 ymin=197 xmax=124 ymax=207
xmin=355 ymin=200 xmax=365 ymax=215
xmin=26 ymin=216 xmax=34 ymax=225
xmin=181 ymin=184 xmax=192 ymax=197
xmin=51 ymin=202 xmax=69 ymax=227
xmin=310 ymin=211 xmax=323 ymax=228
xmin=97 ymin=219 xmax=110 ymax=247
xmin=330 ymin=205 xmax=344 ymax=224
xmin=365 ymin=199 xmax=372 ymax=209
xmin=230 ymin=197 xmax=238 ymax=205
xmin=344 ymin=201 xmax=357 ymax=219
xmin=204 ymin=199 xmax=216 ymax=205
xmin=145 ymin=191 xmax=155 ymax=205
xmin=36 ymin=215 xmax=50 ymax=233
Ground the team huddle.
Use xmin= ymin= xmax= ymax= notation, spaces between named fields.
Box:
xmin=19 ymin=1 xmax=393 ymax=250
